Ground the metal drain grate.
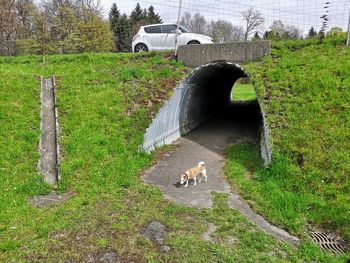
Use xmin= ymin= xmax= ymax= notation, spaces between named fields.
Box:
xmin=309 ymin=232 xmax=347 ymax=254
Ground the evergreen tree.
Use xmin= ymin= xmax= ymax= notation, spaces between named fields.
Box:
xmin=142 ymin=8 xmax=147 ymax=20
xmin=109 ymin=3 xmax=163 ymax=52
xmin=147 ymin=5 xmax=162 ymax=23
xmin=263 ymin=31 xmax=269 ymax=39
xmin=308 ymin=27 xmax=317 ymax=38
xmin=119 ymin=13 xmax=132 ymax=52
xmin=130 ymin=3 xmax=143 ymax=22
xmin=109 ymin=3 xmax=120 ymax=29
xmin=318 ymin=29 xmax=325 ymax=39
xmin=252 ymin=31 xmax=261 ymax=41
xmin=109 ymin=3 xmax=121 ymax=51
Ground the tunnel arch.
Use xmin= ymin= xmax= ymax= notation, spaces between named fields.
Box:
xmin=142 ymin=60 xmax=271 ymax=164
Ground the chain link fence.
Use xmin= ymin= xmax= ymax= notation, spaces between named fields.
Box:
xmin=1 ymin=0 xmax=350 ymax=56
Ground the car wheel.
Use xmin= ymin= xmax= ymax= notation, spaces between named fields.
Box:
xmin=135 ymin=43 xmax=148 ymax=52
xmin=187 ymin=40 xmax=200 ymax=45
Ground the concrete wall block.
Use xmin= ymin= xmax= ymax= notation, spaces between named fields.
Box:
xmin=178 ymin=41 xmax=271 ymax=68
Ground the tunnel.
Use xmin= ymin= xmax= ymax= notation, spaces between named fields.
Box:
xmin=143 ymin=60 xmax=272 ymax=165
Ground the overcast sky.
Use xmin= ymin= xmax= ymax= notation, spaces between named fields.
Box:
xmin=99 ymin=0 xmax=350 ymax=35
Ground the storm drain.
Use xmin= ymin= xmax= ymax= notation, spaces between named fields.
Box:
xmin=309 ymin=231 xmax=347 ymax=254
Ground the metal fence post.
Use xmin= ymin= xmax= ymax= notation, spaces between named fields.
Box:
xmin=346 ymin=9 xmax=350 ymax=47
xmin=175 ymin=0 xmax=183 ymax=55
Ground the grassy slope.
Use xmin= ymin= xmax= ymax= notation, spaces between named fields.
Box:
xmin=231 ymin=84 xmax=257 ymax=101
xmin=230 ymin=38 xmax=349 ymax=242
xmin=0 ymin=50 xmax=346 ymax=262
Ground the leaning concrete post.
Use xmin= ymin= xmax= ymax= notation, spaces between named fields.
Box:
xmin=38 ymin=76 xmax=59 ymax=185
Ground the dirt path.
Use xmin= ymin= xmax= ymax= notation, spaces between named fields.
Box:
xmin=143 ymin=104 xmax=299 ymax=246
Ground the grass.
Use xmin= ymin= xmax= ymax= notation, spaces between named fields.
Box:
xmin=0 ymin=44 xmax=348 ymax=262
xmin=225 ymin=143 xmax=350 ymax=263
xmin=231 ymin=83 xmax=257 ymax=101
xmin=225 ymin=144 xmax=313 ymax=236
xmin=240 ymin=36 xmax=350 ymax=243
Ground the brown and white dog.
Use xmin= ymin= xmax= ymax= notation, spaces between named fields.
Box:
xmin=179 ymin=161 xmax=207 ymax=187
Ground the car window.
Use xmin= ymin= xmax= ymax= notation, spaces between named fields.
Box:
xmin=144 ymin=25 xmax=162 ymax=34
xmin=161 ymin=24 xmax=178 ymax=34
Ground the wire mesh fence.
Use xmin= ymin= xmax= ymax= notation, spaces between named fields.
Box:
xmin=118 ymin=1 xmax=349 ymax=37
xmin=1 ymin=0 xmax=349 ymax=56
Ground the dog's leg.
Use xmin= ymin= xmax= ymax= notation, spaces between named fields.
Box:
xmin=198 ymin=174 xmax=201 ymax=183
xmin=203 ymin=170 xmax=207 ymax=182
xmin=193 ymin=176 xmax=196 ymax=186
xmin=185 ymin=179 xmax=189 ymax=187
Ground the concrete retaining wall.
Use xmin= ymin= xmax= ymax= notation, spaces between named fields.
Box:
xmin=177 ymin=41 xmax=271 ymax=68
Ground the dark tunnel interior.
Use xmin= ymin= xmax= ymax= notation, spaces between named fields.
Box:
xmin=179 ymin=61 xmax=263 ymax=135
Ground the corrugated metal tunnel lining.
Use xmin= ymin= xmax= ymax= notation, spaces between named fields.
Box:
xmin=143 ymin=61 xmax=271 ymax=164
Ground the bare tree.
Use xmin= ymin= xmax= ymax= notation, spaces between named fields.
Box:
xmin=16 ymin=0 xmax=38 ymax=36
xmin=231 ymin=26 xmax=244 ymax=42
xmin=15 ymin=0 xmax=41 ymax=54
xmin=269 ymin=20 xmax=285 ymax=38
xmin=0 ymin=0 xmax=18 ymax=55
xmin=76 ymin=0 xmax=103 ymax=21
xmin=189 ymin=13 xmax=206 ymax=34
xmin=179 ymin=12 xmax=191 ymax=30
xmin=240 ymin=7 xmax=264 ymax=41
xmin=268 ymin=20 xmax=302 ymax=39
xmin=207 ymin=20 xmax=231 ymax=43
xmin=284 ymin=25 xmax=301 ymax=39
xmin=0 ymin=0 xmax=113 ymax=55
xmin=207 ymin=20 xmax=243 ymax=43
xmin=41 ymin=0 xmax=79 ymax=53
xmin=180 ymin=12 xmax=206 ymax=34
xmin=81 ymin=0 xmax=102 ymax=14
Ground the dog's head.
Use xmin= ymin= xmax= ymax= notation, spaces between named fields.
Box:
xmin=179 ymin=174 xmax=188 ymax=185
xmin=198 ymin=161 xmax=205 ymax=168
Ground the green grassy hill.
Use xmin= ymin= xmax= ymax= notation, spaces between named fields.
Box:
xmin=242 ymin=37 xmax=349 ymax=240
xmin=0 ymin=40 xmax=349 ymax=262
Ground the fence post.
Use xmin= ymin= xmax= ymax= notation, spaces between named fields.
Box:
xmin=347 ymin=9 xmax=350 ymax=47
xmin=175 ymin=0 xmax=183 ymax=55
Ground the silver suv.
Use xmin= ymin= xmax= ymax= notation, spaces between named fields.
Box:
xmin=132 ymin=23 xmax=213 ymax=52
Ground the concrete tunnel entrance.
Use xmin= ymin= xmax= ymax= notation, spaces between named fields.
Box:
xmin=143 ymin=61 xmax=271 ymax=164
